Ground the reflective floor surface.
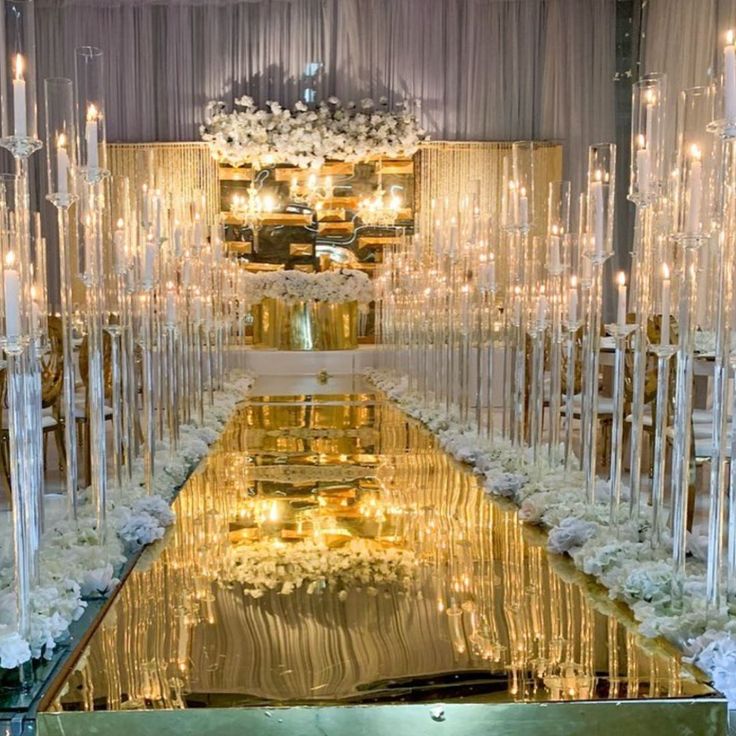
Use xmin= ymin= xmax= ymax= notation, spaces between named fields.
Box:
xmin=40 ymin=381 xmax=720 ymax=719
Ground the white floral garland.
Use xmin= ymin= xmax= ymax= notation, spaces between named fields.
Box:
xmin=365 ymin=368 xmax=736 ymax=706
xmin=224 ymin=537 xmax=417 ymax=600
xmin=201 ymin=96 xmax=426 ymax=170
xmin=242 ymin=268 xmax=373 ymax=308
xmin=0 ymin=371 xmax=256 ymax=674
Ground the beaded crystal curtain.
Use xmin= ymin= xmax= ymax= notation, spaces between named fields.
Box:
xmin=107 ymin=143 xmax=219 ymax=223
xmin=416 ymin=142 xmax=563 ymax=289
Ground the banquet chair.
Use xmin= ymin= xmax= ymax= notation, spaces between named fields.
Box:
xmin=0 ymin=316 xmax=65 ymax=491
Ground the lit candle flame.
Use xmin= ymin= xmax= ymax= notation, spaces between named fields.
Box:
xmin=86 ymin=104 xmax=98 ymax=122
xmin=617 ymin=271 xmax=626 ymax=287
xmin=570 ymin=274 xmax=578 ymax=288
xmin=690 ymin=143 xmax=702 ymax=160
xmin=728 ymin=29 xmax=735 ymax=45
xmin=5 ymin=250 xmax=16 ymax=268
xmin=662 ymin=262 xmax=670 ymax=280
xmin=14 ymin=54 xmax=23 ymax=81
xmin=57 ymin=132 xmax=67 ymax=149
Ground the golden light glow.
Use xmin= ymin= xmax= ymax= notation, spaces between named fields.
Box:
xmin=13 ymin=54 xmax=23 ymax=81
xmin=662 ymin=263 xmax=670 ymax=280
xmin=5 ymin=250 xmax=16 ymax=268
xmin=86 ymin=104 xmax=99 ymax=122
xmin=617 ymin=271 xmax=626 ymax=287
xmin=727 ymin=29 xmax=735 ymax=45
xmin=56 ymin=132 xmax=67 ymax=149
xmin=690 ymin=143 xmax=702 ymax=160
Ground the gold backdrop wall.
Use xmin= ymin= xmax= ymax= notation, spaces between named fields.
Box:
xmin=107 ymin=141 xmax=561 ymax=241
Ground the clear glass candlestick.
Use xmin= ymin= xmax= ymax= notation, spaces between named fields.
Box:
xmin=563 ymin=319 xmax=583 ymax=471
xmin=44 ymin=77 xmax=80 ymax=516
xmin=606 ymin=322 xmax=638 ymax=529
xmin=649 ymin=343 xmax=677 ymax=549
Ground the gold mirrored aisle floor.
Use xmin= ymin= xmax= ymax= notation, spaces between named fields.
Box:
xmin=38 ymin=388 xmax=721 ymax=725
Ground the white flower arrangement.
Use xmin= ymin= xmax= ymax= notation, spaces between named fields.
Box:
xmin=242 ymin=268 xmax=373 ymax=308
xmin=365 ymin=367 xmax=736 ymax=706
xmin=224 ymin=537 xmax=417 ymax=599
xmin=0 ymin=371 xmax=256 ymax=676
xmin=201 ymin=96 xmax=426 ymax=170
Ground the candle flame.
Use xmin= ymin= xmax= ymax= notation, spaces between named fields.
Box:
xmin=644 ymin=88 xmax=657 ymax=105
xmin=5 ymin=250 xmax=15 ymax=268
xmin=166 ymin=280 xmax=175 ymax=291
xmin=662 ymin=263 xmax=670 ymax=280
xmin=637 ymin=133 xmax=646 ymax=149
xmin=570 ymin=275 xmax=578 ymax=288
xmin=13 ymin=54 xmax=22 ymax=81
xmin=728 ymin=29 xmax=735 ymax=45
xmin=116 ymin=217 xmax=124 ymax=229
xmin=594 ymin=169 xmax=603 ymax=182
xmin=56 ymin=132 xmax=67 ymax=149
xmin=617 ymin=271 xmax=626 ymax=286
xmin=690 ymin=143 xmax=702 ymax=160
xmin=520 ymin=186 xmax=527 ymax=196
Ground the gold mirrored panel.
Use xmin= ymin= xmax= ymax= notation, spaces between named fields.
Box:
xmin=45 ymin=393 xmax=714 ymax=712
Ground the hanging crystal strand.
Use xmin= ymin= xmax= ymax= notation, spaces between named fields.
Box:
xmin=669 ymin=86 xmax=714 ymax=607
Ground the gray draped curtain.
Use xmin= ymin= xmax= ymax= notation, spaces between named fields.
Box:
xmin=33 ymin=0 xmax=617 ymax=300
xmin=35 ymin=0 xmax=616 ymax=194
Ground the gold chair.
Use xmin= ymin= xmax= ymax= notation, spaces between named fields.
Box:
xmin=0 ymin=316 xmax=66 ymax=491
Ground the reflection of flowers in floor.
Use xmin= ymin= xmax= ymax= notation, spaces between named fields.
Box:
xmin=224 ymin=537 xmax=417 ymax=600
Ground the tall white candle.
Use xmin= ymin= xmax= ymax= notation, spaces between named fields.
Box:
xmin=568 ymin=275 xmax=579 ymax=324
xmin=182 ymin=253 xmax=191 ymax=287
xmin=616 ymin=271 xmax=627 ymax=328
xmin=12 ymin=55 xmax=26 ymax=138
xmin=686 ymin=145 xmax=703 ymax=236
xmin=166 ymin=283 xmax=176 ymax=324
xmin=85 ymin=104 xmax=99 ymax=170
xmin=4 ymin=251 xmax=20 ymax=339
xmin=591 ymin=171 xmax=605 ymax=255
xmin=549 ymin=229 xmax=561 ymax=272
xmin=636 ymin=135 xmax=651 ymax=197
xmin=725 ymin=31 xmax=736 ymax=121
xmin=536 ymin=293 xmax=547 ymax=328
xmin=113 ymin=218 xmax=125 ymax=271
xmin=154 ymin=191 xmax=162 ymax=243
xmin=144 ymin=233 xmax=155 ymax=283
xmin=193 ymin=215 xmax=203 ymax=246
xmin=141 ymin=184 xmax=149 ymax=227
xmin=56 ymin=133 xmax=70 ymax=195
xmin=518 ymin=187 xmax=529 ymax=227
xmin=660 ymin=263 xmax=671 ymax=346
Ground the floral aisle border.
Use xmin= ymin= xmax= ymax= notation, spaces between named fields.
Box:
xmin=241 ymin=268 xmax=373 ymax=308
xmin=201 ymin=96 xmax=426 ymax=170
xmin=0 ymin=372 xmax=256 ymax=673
xmin=365 ymin=368 xmax=736 ymax=706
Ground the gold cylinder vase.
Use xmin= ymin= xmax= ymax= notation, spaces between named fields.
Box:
xmin=251 ymin=298 xmax=358 ymax=350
